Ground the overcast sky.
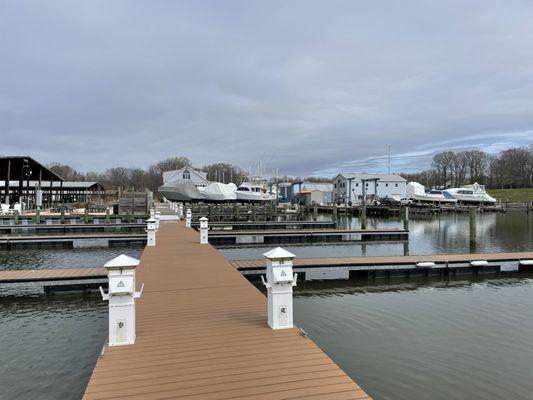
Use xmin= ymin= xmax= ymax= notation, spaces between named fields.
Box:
xmin=1 ymin=1 xmax=533 ymax=177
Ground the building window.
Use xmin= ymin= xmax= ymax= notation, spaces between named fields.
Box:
xmin=355 ymin=183 xmax=359 ymax=187
xmin=395 ymin=183 xmax=398 ymax=187
xmin=386 ymin=183 xmax=388 ymax=187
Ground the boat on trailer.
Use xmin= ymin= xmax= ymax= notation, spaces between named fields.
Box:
xmin=406 ymin=182 xmax=457 ymax=204
xmin=444 ymin=183 xmax=496 ymax=204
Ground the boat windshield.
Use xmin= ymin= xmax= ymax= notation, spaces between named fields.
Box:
xmin=237 ymin=187 xmax=250 ymax=192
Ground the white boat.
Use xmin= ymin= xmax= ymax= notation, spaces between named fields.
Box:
xmin=235 ymin=182 xmax=275 ymax=202
xmin=159 ymin=180 xmax=237 ymax=202
xmin=444 ymin=183 xmax=496 ymax=204
xmin=406 ymin=182 xmax=457 ymax=203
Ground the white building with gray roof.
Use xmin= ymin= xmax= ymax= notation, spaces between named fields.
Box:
xmin=333 ymin=173 xmax=407 ymax=204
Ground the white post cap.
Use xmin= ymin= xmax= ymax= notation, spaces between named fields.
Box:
xmin=146 ymin=217 xmax=156 ymax=223
xmin=104 ymin=254 xmax=140 ymax=270
xmin=262 ymin=247 xmax=296 ymax=260
xmin=199 ymin=217 xmax=208 ymax=221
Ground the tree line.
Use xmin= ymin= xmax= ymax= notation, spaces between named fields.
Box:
xmin=48 ymin=157 xmax=248 ymax=193
xmin=401 ymin=145 xmax=533 ymax=189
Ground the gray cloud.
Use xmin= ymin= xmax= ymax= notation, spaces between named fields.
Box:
xmin=1 ymin=0 xmax=532 ymax=176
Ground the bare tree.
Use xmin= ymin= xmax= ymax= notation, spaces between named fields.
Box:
xmin=431 ymin=151 xmax=455 ymax=187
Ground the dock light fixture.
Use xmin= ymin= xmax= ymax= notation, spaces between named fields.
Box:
xmin=154 ymin=210 xmax=161 ymax=230
xmin=99 ymin=255 xmax=144 ymax=347
xmin=178 ymin=203 xmax=184 ymax=220
xmin=199 ymin=217 xmax=209 ymax=244
xmin=146 ymin=217 xmax=157 ymax=246
xmin=261 ymin=247 xmax=297 ymax=330
xmin=185 ymin=208 xmax=192 ymax=228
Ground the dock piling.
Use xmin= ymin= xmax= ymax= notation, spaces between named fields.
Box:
xmin=403 ymin=207 xmax=409 ymax=231
xmin=469 ymin=207 xmax=477 ymax=253
xmin=360 ymin=204 xmax=367 ymax=230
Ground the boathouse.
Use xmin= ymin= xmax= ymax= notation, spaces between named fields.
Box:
xmin=0 ymin=156 xmax=63 ymax=208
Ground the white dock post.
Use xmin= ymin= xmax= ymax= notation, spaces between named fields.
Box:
xmin=155 ymin=210 xmax=160 ymax=230
xmin=146 ymin=217 xmax=157 ymax=246
xmin=178 ymin=203 xmax=184 ymax=220
xmin=185 ymin=208 xmax=192 ymax=228
xmin=261 ymin=247 xmax=297 ymax=330
xmin=99 ymin=255 xmax=144 ymax=346
xmin=149 ymin=208 xmax=155 ymax=220
xmin=199 ymin=217 xmax=209 ymax=244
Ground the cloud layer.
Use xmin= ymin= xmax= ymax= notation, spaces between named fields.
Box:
xmin=1 ymin=1 xmax=532 ymax=176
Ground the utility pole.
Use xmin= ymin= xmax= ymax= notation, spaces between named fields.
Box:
xmin=388 ymin=145 xmax=391 ymax=174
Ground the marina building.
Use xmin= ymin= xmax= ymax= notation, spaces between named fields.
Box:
xmin=333 ymin=173 xmax=407 ymax=204
xmin=292 ymin=182 xmax=333 ymax=205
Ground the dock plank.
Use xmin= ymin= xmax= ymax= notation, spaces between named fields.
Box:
xmin=82 ymin=222 xmax=371 ymax=400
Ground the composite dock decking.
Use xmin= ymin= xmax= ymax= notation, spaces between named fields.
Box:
xmin=229 ymin=252 xmax=533 ymax=270
xmin=0 ymin=267 xmax=106 ymax=283
xmin=82 ymin=222 xmax=371 ymax=400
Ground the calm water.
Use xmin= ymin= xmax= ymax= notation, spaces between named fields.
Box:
xmin=293 ymin=275 xmax=533 ymax=400
xmin=1 ymin=212 xmax=533 ymax=400
xmin=220 ymin=211 xmax=533 ymax=260
xmin=0 ymin=294 xmax=107 ymax=400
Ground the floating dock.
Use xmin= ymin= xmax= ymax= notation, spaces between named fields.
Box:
xmin=0 ymin=267 xmax=107 ymax=292
xmin=192 ymin=220 xmax=336 ymax=231
xmin=0 ymin=223 xmax=146 ymax=234
xmin=209 ymin=228 xmax=409 ymax=245
xmin=231 ymin=252 xmax=533 ymax=280
xmin=0 ymin=233 xmax=146 ymax=250
xmin=82 ymin=222 xmax=372 ymax=400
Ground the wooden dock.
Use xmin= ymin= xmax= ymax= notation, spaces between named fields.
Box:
xmin=191 ymin=220 xmax=336 ymax=231
xmin=209 ymin=228 xmax=408 ymax=245
xmin=0 ymin=267 xmax=106 ymax=283
xmin=0 ymin=233 xmax=147 ymax=250
xmin=230 ymin=252 xmax=533 ymax=280
xmin=229 ymin=252 xmax=533 ymax=270
xmin=82 ymin=222 xmax=372 ymax=400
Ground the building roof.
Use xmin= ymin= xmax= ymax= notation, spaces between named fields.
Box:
xmin=163 ymin=166 xmax=208 ymax=184
xmin=0 ymin=156 xmax=63 ymax=182
xmin=335 ymin=173 xmax=407 ymax=182
xmin=0 ymin=181 xmax=105 ymax=190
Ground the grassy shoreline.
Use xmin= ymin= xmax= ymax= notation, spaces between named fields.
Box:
xmin=487 ymin=188 xmax=533 ymax=203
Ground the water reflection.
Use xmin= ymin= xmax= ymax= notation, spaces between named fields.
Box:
xmin=220 ymin=211 xmax=533 ymax=260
